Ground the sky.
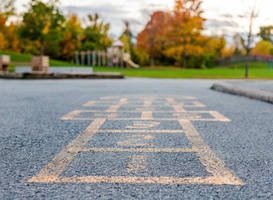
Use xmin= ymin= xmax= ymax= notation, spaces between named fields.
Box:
xmin=14 ymin=0 xmax=273 ymax=40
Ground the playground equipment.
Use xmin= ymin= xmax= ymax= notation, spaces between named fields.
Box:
xmin=74 ymin=40 xmax=139 ymax=68
xmin=123 ymin=52 xmax=139 ymax=68
xmin=0 ymin=55 xmax=49 ymax=72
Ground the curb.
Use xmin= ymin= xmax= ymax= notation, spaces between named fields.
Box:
xmin=0 ymin=72 xmax=124 ymax=79
xmin=211 ymin=83 xmax=273 ymax=104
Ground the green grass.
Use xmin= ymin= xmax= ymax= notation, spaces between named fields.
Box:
xmin=1 ymin=51 xmax=273 ymax=79
xmin=93 ymin=62 xmax=273 ymax=79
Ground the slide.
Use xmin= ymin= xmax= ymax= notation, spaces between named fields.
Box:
xmin=123 ymin=53 xmax=139 ymax=68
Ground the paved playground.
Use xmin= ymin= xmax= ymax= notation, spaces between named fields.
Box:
xmin=0 ymin=78 xmax=272 ymax=199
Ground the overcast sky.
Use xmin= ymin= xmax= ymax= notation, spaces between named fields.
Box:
xmin=14 ymin=0 xmax=273 ymax=39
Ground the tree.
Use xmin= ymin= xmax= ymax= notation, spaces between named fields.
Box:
xmin=206 ymin=36 xmax=227 ymax=58
xmin=223 ymin=0 xmax=264 ymax=78
xmin=60 ymin=14 xmax=82 ymax=61
xmin=120 ymin=21 xmax=134 ymax=53
xmin=258 ymin=26 xmax=273 ymax=44
xmin=18 ymin=0 xmax=65 ymax=56
xmin=81 ymin=13 xmax=112 ymax=51
xmin=136 ymin=11 xmax=168 ymax=67
xmin=164 ymin=0 xmax=205 ymax=68
xmin=0 ymin=0 xmax=15 ymax=20
xmin=251 ymin=40 xmax=272 ymax=55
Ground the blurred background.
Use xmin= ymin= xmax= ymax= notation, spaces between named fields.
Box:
xmin=1 ymin=0 xmax=273 ymax=78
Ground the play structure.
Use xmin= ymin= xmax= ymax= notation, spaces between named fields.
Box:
xmin=75 ymin=40 xmax=139 ymax=68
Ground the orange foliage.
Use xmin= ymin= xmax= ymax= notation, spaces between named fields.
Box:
xmin=136 ymin=11 xmax=168 ymax=59
xmin=164 ymin=0 xmax=205 ymax=67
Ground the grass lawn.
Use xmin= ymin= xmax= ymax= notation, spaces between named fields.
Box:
xmin=93 ymin=62 xmax=273 ymax=79
xmin=1 ymin=51 xmax=273 ymax=79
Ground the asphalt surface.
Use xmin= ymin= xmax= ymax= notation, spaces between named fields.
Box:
xmin=0 ymin=78 xmax=273 ymax=199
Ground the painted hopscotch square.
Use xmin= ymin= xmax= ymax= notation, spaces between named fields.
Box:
xmin=98 ymin=120 xmax=183 ymax=130
xmin=76 ymin=111 xmax=142 ymax=119
xmin=60 ymin=152 xmax=208 ymax=178
xmin=84 ymin=132 xmax=192 ymax=148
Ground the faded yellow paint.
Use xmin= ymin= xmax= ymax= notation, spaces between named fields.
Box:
xmin=127 ymin=155 xmax=147 ymax=173
xmin=60 ymin=110 xmax=82 ymax=120
xmin=141 ymin=111 xmax=153 ymax=119
xmin=117 ymin=135 xmax=155 ymax=147
xmin=94 ymin=113 xmax=117 ymax=118
xmin=125 ymin=121 xmax=160 ymax=129
xmin=97 ymin=130 xmax=184 ymax=133
xmin=28 ymin=175 xmax=243 ymax=185
xmin=178 ymin=120 xmax=243 ymax=185
xmin=69 ymin=147 xmax=196 ymax=153
xmin=29 ymin=95 xmax=243 ymax=186
xmin=28 ymin=119 xmax=105 ymax=179
xmin=209 ymin=111 xmax=231 ymax=122
xmin=106 ymin=98 xmax=128 ymax=112
xmin=143 ymin=101 xmax=152 ymax=107
xmin=83 ymin=101 xmax=96 ymax=107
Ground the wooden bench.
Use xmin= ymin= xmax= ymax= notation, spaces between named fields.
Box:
xmin=0 ymin=56 xmax=49 ymax=72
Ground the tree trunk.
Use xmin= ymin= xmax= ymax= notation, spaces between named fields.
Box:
xmin=150 ymin=38 xmax=154 ymax=68
xmin=245 ymin=54 xmax=249 ymax=78
xmin=40 ymin=43 xmax=44 ymax=56
xmin=183 ymin=48 xmax=187 ymax=69
xmin=150 ymin=53 xmax=154 ymax=68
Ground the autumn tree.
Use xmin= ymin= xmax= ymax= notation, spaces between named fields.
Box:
xmin=251 ymin=40 xmax=272 ymax=55
xmin=60 ymin=14 xmax=83 ymax=61
xmin=0 ymin=0 xmax=16 ymax=51
xmin=18 ymin=0 xmax=65 ymax=56
xmin=0 ymin=5 xmax=20 ymax=52
xmin=164 ymin=0 xmax=205 ymax=68
xmin=206 ymin=36 xmax=227 ymax=58
xmin=137 ymin=11 xmax=169 ymax=67
xmin=81 ymin=13 xmax=112 ymax=51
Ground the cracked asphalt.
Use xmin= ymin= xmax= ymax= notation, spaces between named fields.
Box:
xmin=0 ymin=78 xmax=272 ymax=199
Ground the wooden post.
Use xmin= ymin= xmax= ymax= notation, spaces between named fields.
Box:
xmin=102 ymin=50 xmax=106 ymax=66
xmin=75 ymin=51 xmax=79 ymax=65
xmin=108 ymin=48 xmax=113 ymax=67
xmin=98 ymin=51 xmax=101 ymax=66
xmin=87 ymin=50 xmax=91 ymax=66
xmin=81 ymin=51 xmax=85 ymax=65
xmin=31 ymin=56 xmax=49 ymax=72
xmin=92 ymin=51 xmax=96 ymax=66
xmin=115 ymin=48 xmax=119 ymax=68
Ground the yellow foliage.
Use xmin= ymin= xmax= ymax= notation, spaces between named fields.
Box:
xmin=251 ymin=40 xmax=272 ymax=55
xmin=42 ymin=22 xmax=51 ymax=35
xmin=0 ymin=32 xmax=6 ymax=50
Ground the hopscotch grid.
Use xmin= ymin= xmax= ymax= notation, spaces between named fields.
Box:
xmin=27 ymin=96 xmax=242 ymax=185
